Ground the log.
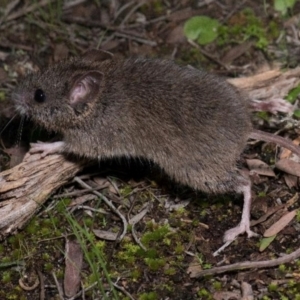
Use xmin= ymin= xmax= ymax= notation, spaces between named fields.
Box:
xmin=1 ymin=66 xmax=300 ymax=240
xmin=0 ymin=153 xmax=83 ymax=240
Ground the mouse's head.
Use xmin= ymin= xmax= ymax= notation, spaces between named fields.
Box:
xmin=13 ymin=53 xmax=109 ymax=133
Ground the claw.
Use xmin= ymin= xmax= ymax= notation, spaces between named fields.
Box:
xmin=214 ymin=181 xmax=259 ymax=256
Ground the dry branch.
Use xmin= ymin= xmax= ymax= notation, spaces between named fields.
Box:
xmin=0 ymin=66 xmax=300 ymax=240
xmin=0 ymin=153 xmax=83 ymax=240
xmin=229 ymin=66 xmax=300 ymax=100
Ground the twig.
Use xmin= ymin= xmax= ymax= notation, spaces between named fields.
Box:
xmin=114 ymin=32 xmax=157 ymax=46
xmin=74 ymin=177 xmax=128 ymax=241
xmin=52 ymin=271 xmax=64 ymax=300
xmin=68 ymin=282 xmax=98 ymax=300
xmin=18 ymin=273 xmax=40 ymax=291
xmin=187 ymin=39 xmax=227 ymax=68
xmin=72 ymin=205 xmax=109 ymax=215
xmin=0 ymin=0 xmax=20 ymax=25
xmin=52 ymin=186 xmax=106 ymax=198
xmin=125 ymin=15 xmax=168 ymax=29
xmin=223 ymin=0 xmax=248 ymax=23
xmin=131 ymin=226 xmax=147 ymax=251
xmin=119 ymin=0 xmax=146 ymax=27
xmin=112 ymin=278 xmax=136 ymax=300
xmin=63 ymin=0 xmax=87 ymax=10
xmin=0 ymin=0 xmax=58 ymax=24
xmin=193 ymin=247 xmax=300 ymax=277
xmin=114 ymin=1 xmax=135 ymax=21
xmin=37 ymin=270 xmax=45 ymax=300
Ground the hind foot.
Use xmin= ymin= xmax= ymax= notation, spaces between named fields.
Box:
xmin=223 ymin=222 xmax=258 ymax=243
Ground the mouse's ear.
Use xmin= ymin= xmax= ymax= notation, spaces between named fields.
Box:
xmin=81 ymin=49 xmax=114 ymax=62
xmin=69 ymin=71 xmax=103 ymax=107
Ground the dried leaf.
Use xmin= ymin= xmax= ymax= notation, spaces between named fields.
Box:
xmin=165 ymin=199 xmax=190 ymax=211
xmin=280 ymin=136 xmax=300 ymax=159
xmin=68 ymin=194 xmax=98 ymax=207
xmin=283 ymin=173 xmax=298 ymax=189
xmin=187 ymin=257 xmax=202 ymax=278
xmin=221 ymin=41 xmax=253 ymax=65
xmin=246 ymin=159 xmax=276 ymax=177
xmin=128 ymin=205 xmax=149 ymax=225
xmin=93 ymin=229 xmax=119 ymax=241
xmin=275 ymin=159 xmax=300 ymax=177
xmin=264 ymin=210 xmax=297 ymax=237
xmin=241 ymin=281 xmax=254 ymax=299
xmin=166 ymin=25 xmax=185 ymax=44
xmin=213 ymin=291 xmax=241 ymax=300
xmin=286 ymin=193 xmax=299 ymax=207
xmin=64 ymin=239 xmax=83 ymax=298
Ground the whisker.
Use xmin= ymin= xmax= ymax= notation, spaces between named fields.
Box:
xmin=0 ymin=114 xmax=17 ymax=136
xmin=16 ymin=116 xmax=25 ymax=146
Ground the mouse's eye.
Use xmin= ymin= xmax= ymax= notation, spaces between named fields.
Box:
xmin=34 ymin=89 xmax=46 ymax=103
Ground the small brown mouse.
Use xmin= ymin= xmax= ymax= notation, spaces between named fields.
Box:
xmin=12 ymin=50 xmax=300 ymax=248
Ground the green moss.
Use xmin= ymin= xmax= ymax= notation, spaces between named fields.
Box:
xmin=25 ymin=219 xmax=40 ymax=234
xmin=40 ymin=227 xmax=52 ymax=236
xmin=0 ymin=91 xmax=6 ymax=101
xmin=83 ymin=217 xmax=95 ymax=227
xmin=56 ymin=270 xmax=64 ymax=279
xmin=44 ymin=262 xmax=54 ymax=272
xmin=138 ymin=291 xmax=158 ymax=300
xmin=197 ymin=288 xmax=212 ymax=299
xmin=131 ymin=268 xmax=142 ymax=280
xmin=117 ymin=243 xmax=141 ymax=264
xmin=268 ymin=282 xmax=278 ymax=292
xmin=56 ymin=198 xmax=71 ymax=213
xmin=5 ymin=292 xmax=21 ymax=300
xmin=8 ymin=235 xmax=21 ymax=249
xmin=41 ymin=253 xmax=51 ymax=261
xmin=217 ymin=8 xmax=275 ymax=50
xmin=144 ymin=257 xmax=166 ymax=271
xmin=141 ymin=224 xmax=171 ymax=247
xmin=213 ymin=281 xmax=222 ymax=290
xmin=278 ymin=264 xmax=287 ymax=273
xmin=164 ymin=266 xmax=176 ymax=276
xmin=258 ymin=191 xmax=267 ymax=197
xmin=174 ymin=243 xmax=184 ymax=255
xmin=11 ymin=249 xmax=23 ymax=260
xmin=296 ymin=210 xmax=300 ymax=222
xmin=119 ymin=185 xmax=133 ymax=197
xmin=1 ymin=271 xmax=11 ymax=283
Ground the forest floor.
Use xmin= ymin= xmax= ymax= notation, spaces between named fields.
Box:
xmin=0 ymin=1 xmax=300 ymax=299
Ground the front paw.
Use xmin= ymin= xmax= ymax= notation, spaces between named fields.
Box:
xmin=29 ymin=141 xmax=65 ymax=157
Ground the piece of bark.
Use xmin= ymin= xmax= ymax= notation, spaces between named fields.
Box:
xmin=228 ymin=66 xmax=300 ymax=100
xmin=0 ymin=153 xmax=83 ymax=240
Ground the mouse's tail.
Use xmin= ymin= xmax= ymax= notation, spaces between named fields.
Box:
xmin=249 ymin=129 xmax=300 ymax=157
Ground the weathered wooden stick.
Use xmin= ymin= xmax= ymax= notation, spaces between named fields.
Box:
xmin=0 ymin=153 xmax=83 ymax=240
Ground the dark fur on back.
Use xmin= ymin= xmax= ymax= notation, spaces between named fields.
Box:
xmin=14 ymin=56 xmax=252 ymax=193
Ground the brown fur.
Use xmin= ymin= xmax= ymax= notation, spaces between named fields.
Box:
xmin=14 ymin=54 xmax=252 ymax=194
